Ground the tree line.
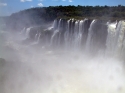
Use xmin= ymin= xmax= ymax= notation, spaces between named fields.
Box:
xmin=3 ymin=5 xmax=125 ymax=30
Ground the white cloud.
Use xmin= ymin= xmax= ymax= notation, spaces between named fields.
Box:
xmin=69 ymin=0 xmax=73 ymax=2
xmin=38 ymin=3 xmax=43 ymax=7
xmin=20 ymin=0 xmax=32 ymax=2
xmin=0 ymin=3 xmax=7 ymax=6
xmin=62 ymin=0 xmax=66 ymax=1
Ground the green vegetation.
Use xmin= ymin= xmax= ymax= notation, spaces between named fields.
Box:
xmin=3 ymin=5 xmax=125 ymax=30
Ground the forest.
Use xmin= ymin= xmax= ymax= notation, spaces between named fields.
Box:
xmin=2 ymin=5 xmax=125 ymax=30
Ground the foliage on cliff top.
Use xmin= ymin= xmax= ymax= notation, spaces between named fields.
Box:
xmin=4 ymin=5 xmax=125 ymax=30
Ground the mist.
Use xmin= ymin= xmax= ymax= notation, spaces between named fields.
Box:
xmin=1 ymin=8 xmax=125 ymax=93
xmin=0 ymin=3 xmax=125 ymax=93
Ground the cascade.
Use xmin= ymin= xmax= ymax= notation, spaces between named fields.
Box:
xmin=64 ymin=19 xmax=71 ymax=49
xmin=57 ymin=19 xmax=62 ymax=46
xmin=106 ymin=21 xmax=117 ymax=56
xmin=73 ymin=20 xmax=79 ymax=50
xmin=53 ymin=19 xmax=58 ymax=30
xmin=34 ymin=30 xmax=41 ymax=44
xmin=1 ymin=18 xmax=125 ymax=93
xmin=20 ymin=27 xmax=26 ymax=34
xmin=85 ymin=20 xmax=96 ymax=52
xmin=69 ymin=19 xmax=75 ymax=47
xmin=58 ymin=19 xmax=62 ymax=30
xmin=22 ymin=18 xmax=125 ymax=59
xmin=44 ymin=20 xmax=56 ymax=31
xmin=35 ymin=31 xmax=38 ymax=41
xmin=50 ymin=19 xmax=62 ymax=47
xmin=115 ymin=21 xmax=125 ymax=58
xmin=25 ymin=27 xmax=32 ymax=39
xmin=37 ymin=33 xmax=41 ymax=43
xmin=75 ymin=19 xmax=86 ymax=49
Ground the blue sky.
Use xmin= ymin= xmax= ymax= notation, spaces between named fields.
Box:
xmin=0 ymin=0 xmax=125 ymax=16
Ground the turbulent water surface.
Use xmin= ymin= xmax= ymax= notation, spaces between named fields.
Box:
xmin=0 ymin=19 xmax=125 ymax=93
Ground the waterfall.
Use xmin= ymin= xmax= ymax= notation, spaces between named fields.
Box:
xmin=85 ymin=20 xmax=96 ymax=52
xmin=20 ymin=27 xmax=26 ymax=34
xmin=105 ymin=20 xmax=125 ymax=59
xmin=2 ymin=18 xmax=125 ymax=93
xmin=115 ymin=21 xmax=125 ymax=58
xmin=78 ymin=20 xmax=84 ymax=42
xmin=73 ymin=20 xmax=79 ymax=50
xmin=50 ymin=19 xmax=62 ymax=46
xmin=58 ymin=19 xmax=62 ymax=30
xmin=57 ymin=19 xmax=62 ymax=46
xmin=74 ymin=19 xmax=87 ymax=49
xmin=106 ymin=21 xmax=117 ymax=56
xmin=25 ymin=27 xmax=32 ymax=39
xmin=22 ymin=18 xmax=125 ymax=60
xmin=64 ymin=19 xmax=71 ymax=49
xmin=53 ymin=19 xmax=58 ymax=30
xmin=50 ymin=30 xmax=58 ymax=46
xmin=44 ymin=20 xmax=56 ymax=31
xmin=35 ymin=31 xmax=38 ymax=41
xmin=69 ymin=19 xmax=75 ymax=48
xmin=37 ymin=33 xmax=41 ymax=43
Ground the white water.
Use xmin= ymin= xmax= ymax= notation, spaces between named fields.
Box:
xmin=115 ymin=21 xmax=125 ymax=57
xmin=106 ymin=21 xmax=117 ymax=56
xmin=73 ymin=20 xmax=79 ymax=49
xmin=106 ymin=21 xmax=125 ymax=58
xmin=64 ymin=19 xmax=71 ymax=49
xmin=0 ymin=20 xmax=125 ymax=93
xmin=25 ymin=27 xmax=32 ymax=39
xmin=35 ymin=31 xmax=38 ymax=41
xmin=86 ymin=20 xmax=96 ymax=52
xmin=50 ymin=19 xmax=62 ymax=46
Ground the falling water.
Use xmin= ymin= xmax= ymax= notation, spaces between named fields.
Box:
xmin=78 ymin=20 xmax=84 ymax=45
xmin=50 ymin=19 xmax=62 ymax=46
xmin=73 ymin=20 xmax=79 ymax=50
xmin=64 ymin=19 xmax=71 ymax=49
xmin=106 ymin=21 xmax=118 ymax=56
xmin=85 ymin=19 xmax=96 ymax=52
xmin=37 ymin=33 xmax=41 ymax=43
xmin=25 ymin=27 xmax=32 ymax=39
xmin=1 ymin=18 xmax=125 ymax=93
xmin=20 ymin=27 xmax=26 ymax=34
xmin=53 ymin=19 xmax=58 ymax=30
xmin=115 ymin=21 xmax=125 ymax=58
xmin=35 ymin=31 xmax=38 ymax=41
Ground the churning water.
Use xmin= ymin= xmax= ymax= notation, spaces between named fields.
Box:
xmin=0 ymin=19 xmax=125 ymax=93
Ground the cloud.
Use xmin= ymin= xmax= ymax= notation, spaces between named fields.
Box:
xmin=0 ymin=3 xmax=7 ymax=6
xmin=38 ymin=3 xmax=43 ymax=7
xmin=31 ymin=5 xmax=34 ymax=7
xmin=62 ymin=0 xmax=66 ymax=1
xmin=52 ymin=0 xmax=58 ymax=1
xmin=69 ymin=0 xmax=73 ymax=2
xmin=20 ymin=0 xmax=32 ymax=2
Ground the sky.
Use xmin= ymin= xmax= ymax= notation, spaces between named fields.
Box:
xmin=0 ymin=0 xmax=125 ymax=16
